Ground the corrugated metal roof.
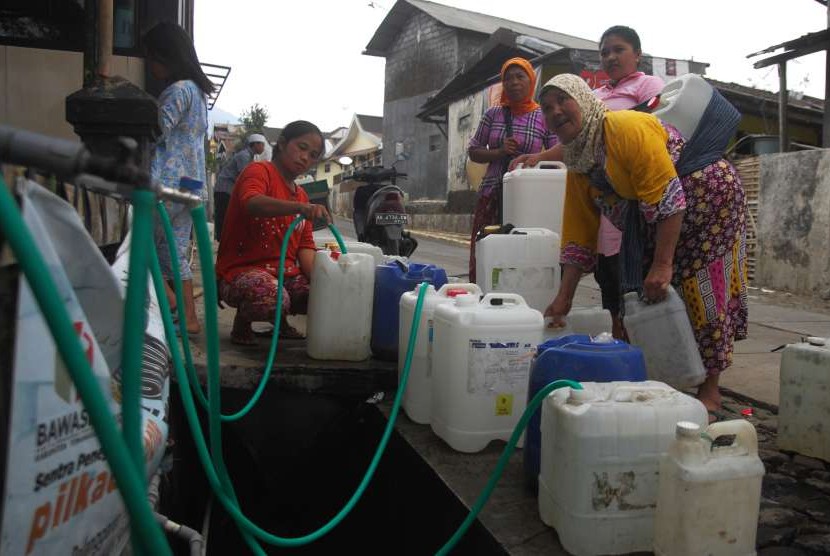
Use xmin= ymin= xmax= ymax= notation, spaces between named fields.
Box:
xmin=356 ymin=114 xmax=384 ymax=135
xmin=365 ymin=0 xmax=596 ymax=56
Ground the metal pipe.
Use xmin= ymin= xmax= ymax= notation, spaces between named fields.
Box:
xmin=154 ymin=513 xmax=205 ymax=556
xmin=778 ymin=63 xmax=789 ymax=153
xmin=97 ymin=0 xmax=113 ymax=78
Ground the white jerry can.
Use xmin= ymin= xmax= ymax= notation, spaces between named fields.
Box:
xmin=306 ymin=251 xmax=375 ymax=361
xmin=623 ymin=286 xmax=706 ymax=390
xmin=398 ymin=283 xmax=482 ymax=424
xmin=430 ymin=293 xmax=543 ymax=453
xmin=538 ymin=381 xmax=707 ymax=555
xmin=653 ymin=420 xmax=764 ymax=556
xmin=475 ymin=227 xmax=560 ymax=314
xmin=501 ymin=161 xmax=567 ymax=234
xmin=778 ymin=337 xmax=830 ymax=461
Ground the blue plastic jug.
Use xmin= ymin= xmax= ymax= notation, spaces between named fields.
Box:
xmin=524 ymin=334 xmax=647 ymax=490
xmin=371 ymin=261 xmax=448 ymax=361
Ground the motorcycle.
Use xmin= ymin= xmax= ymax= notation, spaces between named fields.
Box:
xmin=351 ymin=166 xmax=417 ymax=257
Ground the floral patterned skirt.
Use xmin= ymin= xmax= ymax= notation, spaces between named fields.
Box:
xmin=655 ymin=159 xmax=748 ymax=375
xmin=219 ymin=269 xmax=310 ymax=322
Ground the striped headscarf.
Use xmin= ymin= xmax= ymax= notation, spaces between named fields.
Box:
xmin=540 ymin=74 xmax=608 ymax=173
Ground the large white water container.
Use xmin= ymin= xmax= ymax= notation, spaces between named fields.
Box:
xmin=652 ymin=73 xmax=714 ymax=141
xmin=475 ymin=227 xmax=560 ymax=314
xmin=431 ymin=293 xmax=543 ymax=452
xmin=623 ymin=287 xmax=706 ymax=390
xmin=778 ymin=337 xmax=830 ymax=461
xmin=307 ymin=251 xmax=375 ymax=361
xmin=544 ymin=305 xmax=612 ymax=339
xmin=502 ymin=161 xmax=567 ymax=233
xmin=320 ymin=240 xmax=384 ymax=266
xmin=653 ymin=420 xmax=764 ymax=556
xmin=539 ymin=381 xmax=707 ymax=555
xmin=398 ymin=282 xmax=483 ymax=424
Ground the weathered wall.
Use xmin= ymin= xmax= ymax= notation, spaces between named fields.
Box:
xmin=380 ymin=13 xmax=487 ymax=200
xmin=382 ymin=93 xmax=449 ymax=200
xmin=756 ymin=150 xmax=830 ymax=298
xmin=447 ymin=89 xmax=488 ymax=192
xmin=383 ymin=12 xmax=460 ymax=102
xmin=0 ymin=46 xmax=144 ymax=141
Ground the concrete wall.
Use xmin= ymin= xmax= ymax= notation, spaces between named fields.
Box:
xmin=0 ymin=46 xmax=145 ymax=141
xmin=756 ymin=149 xmax=830 ymax=298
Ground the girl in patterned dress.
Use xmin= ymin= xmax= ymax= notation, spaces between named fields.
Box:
xmin=467 ymin=57 xmax=558 ymax=282
xmin=541 ymin=74 xmax=748 ymax=415
xmin=144 ymin=22 xmax=215 ymax=335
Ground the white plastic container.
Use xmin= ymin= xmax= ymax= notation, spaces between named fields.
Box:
xmin=653 ymin=420 xmax=764 ymax=556
xmin=431 ymin=293 xmax=543 ymax=452
xmin=652 ymin=73 xmax=714 ymax=141
xmin=306 ymin=251 xmax=375 ymax=361
xmin=623 ymin=286 xmax=706 ymax=390
xmin=544 ymin=305 xmax=612 ymax=339
xmin=778 ymin=337 xmax=830 ymax=461
xmin=398 ymin=283 xmax=483 ymax=424
xmin=320 ymin=240 xmax=385 ymax=267
xmin=475 ymin=227 xmax=560 ymax=314
xmin=502 ymin=161 xmax=567 ymax=234
xmin=538 ymin=381 xmax=707 ymax=555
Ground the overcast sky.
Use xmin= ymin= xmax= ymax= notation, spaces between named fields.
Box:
xmin=194 ymin=0 xmax=827 ymax=131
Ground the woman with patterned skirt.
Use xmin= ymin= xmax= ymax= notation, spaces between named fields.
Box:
xmin=540 ymin=74 xmax=748 ymax=416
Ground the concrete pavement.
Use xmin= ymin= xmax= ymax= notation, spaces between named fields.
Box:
xmin=404 ymin=225 xmax=830 ymax=408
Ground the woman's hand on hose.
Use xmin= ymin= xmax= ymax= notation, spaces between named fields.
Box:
xmin=544 ymin=293 xmax=572 ymax=329
xmin=301 ymin=203 xmax=331 ymax=224
xmin=643 ymin=261 xmax=673 ymax=304
xmin=509 ymin=153 xmax=541 ymax=171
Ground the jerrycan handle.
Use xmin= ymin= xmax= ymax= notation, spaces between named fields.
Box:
xmin=481 ymin=292 xmax=528 ymax=308
xmin=610 ymin=384 xmax=671 ymax=402
xmin=706 ymin=419 xmax=758 ymax=457
xmin=534 ymin=161 xmax=567 ymax=171
xmin=508 ymin=227 xmax=552 ymax=236
xmin=437 ymin=282 xmax=482 ymax=297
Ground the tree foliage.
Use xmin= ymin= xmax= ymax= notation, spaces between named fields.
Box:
xmin=239 ymin=103 xmax=269 ymax=134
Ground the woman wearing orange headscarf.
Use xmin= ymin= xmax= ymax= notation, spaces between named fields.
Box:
xmin=467 ymin=57 xmax=557 ymax=281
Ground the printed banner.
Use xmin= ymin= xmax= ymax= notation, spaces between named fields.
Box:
xmin=1 ymin=181 xmax=170 ymax=555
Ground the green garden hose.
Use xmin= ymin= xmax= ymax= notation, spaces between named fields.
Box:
xmin=159 ymin=204 xmax=347 ymax=422
xmin=121 ymin=189 xmax=154 ymax=484
xmin=0 ymin=176 xmax=171 ymax=556
xmin=435 ymin=378 xmax=582 ymax=556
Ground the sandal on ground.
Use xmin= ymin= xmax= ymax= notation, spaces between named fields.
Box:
xmin=278 ymin=324 xmax=305 ymax=340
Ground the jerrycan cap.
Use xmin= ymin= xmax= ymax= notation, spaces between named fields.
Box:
xmin=676 ymin=421 xmax=701 ymax=439
xmin=329 ymin=250 xmax=341 ymax=261
xmin=568 ymin=387 xmax=595 ymax=405
xmin=445 ymin=288 xmax=470 ymax=298
xmin=455 ymin=294 xmax=478 ymax=307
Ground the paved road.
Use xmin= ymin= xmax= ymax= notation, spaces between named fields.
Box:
xmin=317 ymin=216 xmax=469 ymax=277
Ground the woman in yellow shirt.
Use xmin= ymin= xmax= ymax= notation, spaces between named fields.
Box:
xmin=542 ymin=74 xmax=747 ymax=415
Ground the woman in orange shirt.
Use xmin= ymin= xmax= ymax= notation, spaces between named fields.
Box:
xmin=216 ymin=121 xmax=330 ymax=345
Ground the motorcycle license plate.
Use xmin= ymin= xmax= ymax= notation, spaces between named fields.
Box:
xmin=374 ymin=213 xmax=408 ymax=225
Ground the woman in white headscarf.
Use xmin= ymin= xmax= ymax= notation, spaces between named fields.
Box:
xmin=541 ymin=74 xmax=747 ymax=417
